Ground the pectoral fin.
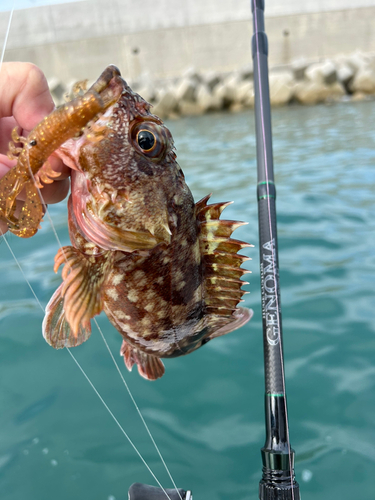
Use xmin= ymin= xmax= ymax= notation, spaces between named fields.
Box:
xmin=120 ymin=341 xmax=165 ymax=380
xmin=43 ymin=283 xmax=92 ymax=348
xmin=53 ymin=245 xmax=114 ymax=336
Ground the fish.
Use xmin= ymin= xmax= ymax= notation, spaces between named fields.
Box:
xmin=0 ymin=65 xmax=253 ymax=380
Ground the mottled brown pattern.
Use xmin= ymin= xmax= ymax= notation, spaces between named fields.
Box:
xmin=40 ymin=66 xmax=253 ymax=380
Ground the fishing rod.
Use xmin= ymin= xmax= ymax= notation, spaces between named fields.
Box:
xmin=251 ymin=1 xmax=300 ymax=499
xmin=129 ymin=2 xmax=302 ymax=499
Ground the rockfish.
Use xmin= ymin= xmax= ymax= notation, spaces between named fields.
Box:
xmin=0 ymin=66 xmax=253 ymax=380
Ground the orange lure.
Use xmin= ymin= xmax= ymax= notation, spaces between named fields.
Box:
xmin=0 ymin=65 xmax=122 ymax=237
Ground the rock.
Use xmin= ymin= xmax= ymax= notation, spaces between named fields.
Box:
xmin=346 ymin=51 xmax=371 ymax=73
xmin=152 ymin=88 xmax=178 ymax=118
xmin=178 ymin=100 xmax=204 ymax=116
xmin=236 ymin=80 xmax=254 ymax=107
xmin=292 ymin=58 xmax=309 ymax=81
xmin=134 ymin=73 xmax=158 ymax=101
xmin=182 ymin=67 xmax=202 ymax=85
xmin=229 ymin=103 xmax=244 ymax=113
xmin=321 ymin=60 xmax=337 ymax=85
xmin=305 ymin=60 xmax=337 ymax=85
xmin=305 ymin=63 xmax=321 ymax=83
xmin=239 ymin=63 xmax=254 ymax=81
xmin=137 ymin=83 xmax=157 ymax=104
xmin=175 ymin=77 xmax=197 ymax=102
xmin=131 ymin=72 xmax=153 ymax=91
xmin=213 ymin=75 xmax=239 ymax=108
xmin=204 ymin=71 xmax=221 ymax=91
xmin=196 ymin=84 xmax=223 ymax=112
xmin=217 ymin=77 xmax=254 ymax=108
xmin=336 ymin=64 xmax=354 ymax=86
xmin=269 ymin=71 xmax=294 ymax=106
xmin=350 ymin=68 xmax=375 ymax=94
xmin=351 ymin=91 xmax=368 ymax=102
xmin=293 ymin=80 xmax=330 ymax=105
xmin=213 ymin=83 xmax=228 ymax=107
xmin=325 ymin=82 xmax=346 ymax=102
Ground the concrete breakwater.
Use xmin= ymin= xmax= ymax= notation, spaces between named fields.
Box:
xmin=50 ymin=51 xmax=375 ymax=118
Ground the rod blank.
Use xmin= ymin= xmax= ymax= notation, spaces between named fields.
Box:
xmin=251 ymin=1 xmax=300 ymax=499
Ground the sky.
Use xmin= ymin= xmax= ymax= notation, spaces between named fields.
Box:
xmin=0 ymin=0 xmax=84 ymax=12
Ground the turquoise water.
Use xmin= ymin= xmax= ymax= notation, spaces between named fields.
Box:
xmin=1 ymin=100 xmax=375 ymax=500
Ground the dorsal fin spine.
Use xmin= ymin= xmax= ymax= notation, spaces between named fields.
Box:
xmin=196 ymin=194 xmax=251 ymax=317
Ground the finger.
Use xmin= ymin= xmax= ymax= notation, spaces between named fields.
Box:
xmin=0 ymin=116 xmax=17 ymax=154
xmin=1 ymin=144 xmax=71 ymax=181
xmin=1 ymin=151 xmax=70 ymax=182
xmin=13 ymin=179 xmax=70 ymax=205
xmin=0 ymin=171 xmax=69 ymax=205
xmin=0 ymin=219 xmax=7 ymax=235
xmin=38 ymin=178 xmax=70 ymax=205
xmin=0 ymin=153 xmax=70 ymax=205
xmin=0 ymin=62 xmax=54 ymax=130
xmin=48 ymin=154 xmax=71 ymax=180
xmin=0 ymin=154 xmax=16 ymax=177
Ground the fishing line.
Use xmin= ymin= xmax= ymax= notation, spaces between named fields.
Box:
xmin=67 ymin=348 xmax=174 ymax=500
xmin=0 ymin=229 xmax=44 ymax=311
xmin=1 ymin=8 xmax=181 ymax=497
xmin=0 ymin=0 xmax=14 ymax=72
xmin=25 ymin=150 xmax=182 ymax=500
xmin=252 ymin=0 xmax=295 ymax=496
xmin=95 ymin=318 xmax=184 ymax=500
xmin=20 ymin=134 xmax=182 ymax=498
xmin=0 ymin=230 xmax=174 ymax=500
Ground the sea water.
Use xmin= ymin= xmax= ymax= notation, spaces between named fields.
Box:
xmin=0 ymin=100 xmax=374 ymax=500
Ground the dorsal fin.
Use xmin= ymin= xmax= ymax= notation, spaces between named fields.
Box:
xmin=196 ymin=194 xmax=252 ymax=318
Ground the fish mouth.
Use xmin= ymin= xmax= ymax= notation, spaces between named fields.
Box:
xmin=71 ymin=172 xmax=163 ymax=253
xmin=66 ymin=66 xmax=170 ymax=253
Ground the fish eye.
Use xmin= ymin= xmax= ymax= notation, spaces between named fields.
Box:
xmin=137 ymin=130 xmax=156 ymax=152
xmin=131 ymin=121 xmax=168 ymax=160
xmin=29 ymin=139 xmax=37 ymax=147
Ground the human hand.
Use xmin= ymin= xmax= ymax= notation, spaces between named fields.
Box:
xmin=0 ymin=62 xmax=70 ymax=235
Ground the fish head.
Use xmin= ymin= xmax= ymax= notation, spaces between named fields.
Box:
xmin=60 ymin=66 xmax=189 ymax=253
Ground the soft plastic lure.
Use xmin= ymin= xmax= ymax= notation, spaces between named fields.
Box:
xmin=0 ymin=65 xmax=121 ymax=237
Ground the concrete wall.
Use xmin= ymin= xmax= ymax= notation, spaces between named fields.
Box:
xmin=2 ymin=1 xmax=375 ymax=83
